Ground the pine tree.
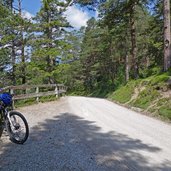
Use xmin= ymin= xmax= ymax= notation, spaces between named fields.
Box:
xmin=0 ymin=0 xmax=33 ymax=85
xmin=30 ymin=0 xmax=70 ymax=84
xmin=0 ymin=1 xmax=15 ymax=85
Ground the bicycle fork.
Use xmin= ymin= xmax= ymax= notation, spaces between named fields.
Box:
xmin=7 ymin=111 xmax=20 ymax=130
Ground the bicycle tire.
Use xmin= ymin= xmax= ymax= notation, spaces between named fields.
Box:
xmin=6 ymin=111 xmax=29 ymax=144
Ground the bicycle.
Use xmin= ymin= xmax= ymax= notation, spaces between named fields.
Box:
xmin=0 ymin=92 xmax=29 ymax=144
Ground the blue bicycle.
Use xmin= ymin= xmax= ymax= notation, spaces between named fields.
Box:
xmin=0 ymin=93 xmax=29 ymax=144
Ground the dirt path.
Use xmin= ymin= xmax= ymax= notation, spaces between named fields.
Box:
xmin=0 ymin=96 xmax=171 ymax=171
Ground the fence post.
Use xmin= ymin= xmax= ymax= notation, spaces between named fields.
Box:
xmin=26 ymin=88 xmax=29 ymax=94
xmin=58 ymin=85 xmax=60 ymax=97
xmin=36 ymin=87 xmax=39 ymax=103
xmin=62 ymin=85 xmax=64 ymax=96
xmin=10 ymin=88 xmax=15 ymax=109
xmin=64 ymin=86 xmax=66 ymax=96
xmin=55 ymin=85 xmax=58 ymax=98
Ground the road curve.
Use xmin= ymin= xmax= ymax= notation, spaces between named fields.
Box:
xmin=0 ymin=96 xmax=171 ymax=171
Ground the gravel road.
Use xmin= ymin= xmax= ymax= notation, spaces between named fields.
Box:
xmin=0 ymin=96 xmax=171 ymax=171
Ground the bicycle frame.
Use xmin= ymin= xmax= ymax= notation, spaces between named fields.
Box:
xmin=0 ymin=107 xmax=6 ymax=134
xmin=0 ymin=105 xmax=7 ymax=120
xmin=0 ymin=105 xmax=16 ymax=128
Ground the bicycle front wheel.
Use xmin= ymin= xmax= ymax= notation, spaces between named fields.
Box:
xmin=6 ymin=111 xmax=29 ymax=144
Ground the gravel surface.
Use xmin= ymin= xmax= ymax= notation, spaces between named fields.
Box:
xmin=0 ymin=96 xmax=171 ymax=171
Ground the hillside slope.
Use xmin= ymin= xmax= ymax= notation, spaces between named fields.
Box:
xmin=109 ymin=73 xmax=171 ymax=121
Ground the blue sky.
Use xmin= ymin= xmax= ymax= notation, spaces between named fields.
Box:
xmin=13 ymin=0 xmax=96 ymax=29
xmin=14 ymin=0 xmax=41 ymax=15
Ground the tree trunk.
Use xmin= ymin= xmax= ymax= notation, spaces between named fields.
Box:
xmin=130 ymin=2 xmax=138 ymax=79
xmin=11 ymin=41 xmax=16 ymax=85
xmin=18 ymin=0 xmax=26 ymax=84
xmin=125 ymin=54 xmax=129 ymax=82
xmin=10 ymin=1 xmax=16 ymax=85
xmin=47 ymin=8 xmax=55 ymax=84
xmin=163 ymin=0 xmax=171 ymax=71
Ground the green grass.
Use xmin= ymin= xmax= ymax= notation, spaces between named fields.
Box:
xmin=157 ymin=98 xmax=171 ymax=120
xmin=109 ymin=80 xmax=138 ymax=103
xmin=89 ymin=88 xmax=111 ymax=98
xmin=159 ymin=107 xmax=171 ymax=120
xmin=39 ymin=95 xmax=58 ymax=103
xmin=14 ymin=95 xmax=59 ymax=108
xmin=15 ymin=98 xmax=36 ymax=108
xmin=108 ymin=72 xmax=171 ymax=121
xmin=149 ymin=73 xmax=170 ymax=85
xmin=132 ymin=87 xmax=160 ymax=109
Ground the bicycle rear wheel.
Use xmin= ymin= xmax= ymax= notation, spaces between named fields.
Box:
xmin=6 ymin=111 xmax=29 ymax=144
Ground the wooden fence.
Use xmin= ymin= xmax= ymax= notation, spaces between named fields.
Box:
xmin=1 ymin=84 xmax=67 ymax=107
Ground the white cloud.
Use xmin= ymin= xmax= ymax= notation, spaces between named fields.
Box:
xmin=22 ymin=10 xmax=34 ymax=20
xmin=64 ymin=6 xmax=91 ymax=29
xmin=95 ymin=10 xmax=99 ymax=19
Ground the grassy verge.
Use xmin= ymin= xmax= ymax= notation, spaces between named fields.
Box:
xmin=157 ymin=98 xmax=171 ymax=120
xmin=14 ymin=95 xmax=59 ymax=108
xmin=131 ymin=87 xmax=160 ymax=109
xmin=108 ymin=80 xmax=138 ymax=103
xmin=108 ymin=72 xmax=171 ymax=121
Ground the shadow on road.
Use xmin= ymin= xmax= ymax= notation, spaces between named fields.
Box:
xmin=0 ymin=112 xmax=171 ymax=171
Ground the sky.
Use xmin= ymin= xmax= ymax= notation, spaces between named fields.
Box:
xmin=14 ymin=0 xmax=95 ymax=29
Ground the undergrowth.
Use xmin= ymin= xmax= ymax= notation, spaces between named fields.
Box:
xmin=14 ymin=95 xmax=59 ymax=108
xmin=157 ymin=98 xmax=171 ymax=120
xmin=132 ymin=87 xmax=160 ymax=109
xmin=109 ymin=72 xmax=171 ymax=121
xmin=109 ymin=80 xmax=138 ymax=103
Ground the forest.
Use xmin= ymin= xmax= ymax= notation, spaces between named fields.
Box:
xmin=0 ymin=0 xmax=171 ymax=120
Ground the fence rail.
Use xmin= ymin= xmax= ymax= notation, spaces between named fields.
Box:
xmin=1 ymin=84 xmax=67 ymax=107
